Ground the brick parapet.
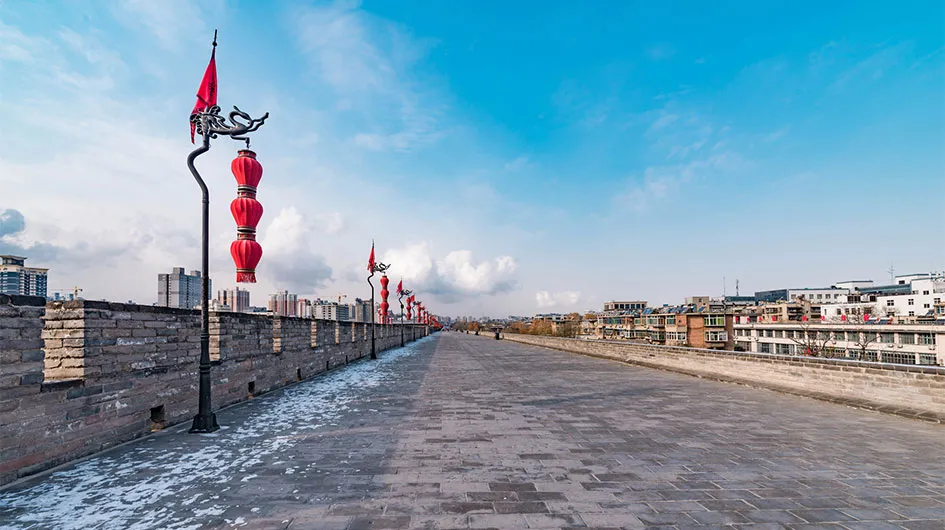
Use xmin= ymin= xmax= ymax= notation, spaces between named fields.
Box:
xmin=0 ymin=298 xmax=427 ymax=486
xmin=502 ymin=333 xmax=945 ymax=423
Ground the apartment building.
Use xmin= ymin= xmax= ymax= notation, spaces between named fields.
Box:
xmin=0 ymin=255 xmax=48 ymax=297
xmin=733 ymin=321 xmax=944 ymax=366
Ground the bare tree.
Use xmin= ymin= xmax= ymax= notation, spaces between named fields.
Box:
xmin=789 ymin=322 xmax=834 ymax=357
xmin=846 ymin=329 xmax=880 ymax=361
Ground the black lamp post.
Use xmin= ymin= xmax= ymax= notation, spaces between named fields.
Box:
xmin=367 ymin=260 xmax=390 ymax=360
xmin=399 ymin=288 xmax=412 ymax=347
xmin=187 ymin=105 xmax=268 ymax=433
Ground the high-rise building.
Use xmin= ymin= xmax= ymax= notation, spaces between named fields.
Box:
xmin=268 ymin=290 xmax=298 ymax=317
xmin=296 ymin=298 xmax=313 ymax=318
xmin=158 ymin=267 xmax=208 ymax=309
xmin=313 ymin=301 xmax=351 ymax=321
xmin=352 ymin=298 xmax=374 ymax=322
xmin=0 ymin=255 xmax=48 ymax=297
xmin=216 ymin=287 xmax=250 ymax=313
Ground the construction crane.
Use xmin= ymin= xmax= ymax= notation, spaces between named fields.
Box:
xmin=54 ymin=286 xmax=83 ymax=300
xmin=335 ymin=293 xmax=348 ymax=304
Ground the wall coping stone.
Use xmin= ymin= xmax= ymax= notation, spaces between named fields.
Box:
xmin=1 ymin=294 xmax=46 ymax=307
xmin=520 ymin=335 xmax=945 ymax=375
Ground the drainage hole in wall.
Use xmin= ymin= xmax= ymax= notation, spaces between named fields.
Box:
xmin=296 ymin=368 xmax=302 ymax=381
xmin=248 ymin=381 xmax=256 ymax=397
xmin=150 ymin=405 xmax=166 ymax=432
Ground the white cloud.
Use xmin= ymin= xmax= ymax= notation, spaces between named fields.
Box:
xmin=0 ymin=19 xmax=44 ymax=63
xmin=617 ymin=152 xmax=746 ymax=213
xmin=503 ymin=156 xmax=531 ymax=172
xmin=111 ymin=0 xmax=208 ymax=51
xmin=380 ymin=242 xmax=517 ymax=301
xmin=646 ymin=43 xmax=675 ymax=61
xmin=258 ymin=207 xmax=333 ymax=294
xmin=535 ymin=290 xmax=581 ymax=309
xmin=292 ymin=1 xmax=444 ymax=152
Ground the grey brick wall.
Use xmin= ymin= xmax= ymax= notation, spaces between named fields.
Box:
xmin=0 ymin=298 xmax=429 ymax=486
xmin=502 ymin=333 xmax=945 ymax=423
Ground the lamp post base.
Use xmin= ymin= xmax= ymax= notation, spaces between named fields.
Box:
xmin=189 ymin=413 xmax=219 ymax=433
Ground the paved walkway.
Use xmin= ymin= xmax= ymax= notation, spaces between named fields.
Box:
xmin=1 ymin=333 xmax=943 ymax=530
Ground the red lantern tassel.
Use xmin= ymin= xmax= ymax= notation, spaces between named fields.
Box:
xmin=236 ymin=271 xmax=256 ymax=283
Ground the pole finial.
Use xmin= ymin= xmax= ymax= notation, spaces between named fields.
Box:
xmin=212 ymin=29 xmax=218 ymax=48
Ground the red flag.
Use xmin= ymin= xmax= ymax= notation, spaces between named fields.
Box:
xmin=396 ymin=279 xmax=403 ymax=295
xmin=367 ymin=242 xmax=375 ymax=272
xmin=190 ymin=47 xmax=218 ymax=143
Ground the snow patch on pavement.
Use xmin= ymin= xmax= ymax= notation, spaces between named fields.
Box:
xmin=0 ymin=336 xmax=434 ymax=529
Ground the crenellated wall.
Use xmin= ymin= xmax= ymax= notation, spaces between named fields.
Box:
xmin=500 ymin=333 xmax=945 ymax=423
xmin=0 ymin=295 xmax=428 ymax=486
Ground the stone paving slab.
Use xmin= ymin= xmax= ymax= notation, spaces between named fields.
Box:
xmin=1 ymin=333 xmax=944 ymax=529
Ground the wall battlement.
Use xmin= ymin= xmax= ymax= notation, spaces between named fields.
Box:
xmin=0 ymin=295 xmax=428 ymax=486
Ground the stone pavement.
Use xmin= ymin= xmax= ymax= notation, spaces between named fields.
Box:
xmin=1 ymin=333 xmax=944 ymax=530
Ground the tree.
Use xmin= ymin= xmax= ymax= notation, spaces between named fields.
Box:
xmin=789 ymin=322 xmax=833 ymax=357
xmin=847 ymin=328 xmax=880 ymax=361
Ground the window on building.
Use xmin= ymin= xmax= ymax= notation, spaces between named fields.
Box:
xmin=886 ymin=299 xmax=895 ymax=307
xmin=776 ymin=343 xmax=793 ymax=355
xmin=704 ymin=315 xmax=725 ymax=327
xmin=666 ymin=316 xmax=676 ymax=325
xmin=919 ymin=333 xmax=935 ymax=345
xmin=908 ymin=299 xmax=915 ymax=306
xmin=879 ymin=333 xmax=894 ymax=344
xmin=923 ymin=290 xmax=930 ymax=295
xmin=705 ymin=330 xmax=728 ymax=342
xmin=883 ymin=351 xmax=917 ymax=365
xmin=900 ymin=333 xmax=915 ymax=345
xmin=909 ymin=311 xmax=915 ymax=317
xmin=924 ymin=303 xmax=931 ymax=309
xmin=758 ymin=342 xmax=772 ymax=353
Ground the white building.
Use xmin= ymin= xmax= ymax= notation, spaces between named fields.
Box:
xmin=733 ymin=321 xmax=943 ymax=366
xmin=313 ymin=302 xmax=350 ymax=321
xmin=754 ymin=287 xmax=850 ymax=304
xmin=820 ymin=276 xmax=945 ymax=320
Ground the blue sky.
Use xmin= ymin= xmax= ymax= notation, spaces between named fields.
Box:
xmin=1 ymin=0 xmax=943 ymax=316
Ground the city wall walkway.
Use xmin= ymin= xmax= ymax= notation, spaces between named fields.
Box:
xmin=1 ymin=333 xmax=943 ymax=529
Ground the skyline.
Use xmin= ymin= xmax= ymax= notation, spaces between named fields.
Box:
xmin=1 ymin=1 xmax=943 ymax=316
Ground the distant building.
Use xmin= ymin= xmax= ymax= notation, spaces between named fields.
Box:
xmin=216 ymin=287 xmax=250 ymax=313
xmin=268 ymin=290 xmax=298 ymax=317
xmin=685 ymin=296 xmax=710 ymax=310
xmin=754 ymin=287 xmax=849 ymax=304
xmin=158 ymin=267 xmax=207 ymax=309
xmin=296 ymin=298 xmax=312 ymax=318
xmin=733 ymin=320 xmax=943 ymax=366
xmin=313 ymin=301 xmax=350 ymax=321
xmin=603 ymin=300 xmax=647 ymax=312
xmin=0 ymin=255 xmax=48 ymax=297
xmin=352 ymin=298 xmax=374 ymax=323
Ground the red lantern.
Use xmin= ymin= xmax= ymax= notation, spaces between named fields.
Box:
xmin=231 ymin=149 xmax=263 ymax=190
xmin=230 ymin=239 xmax=262 ymax=283
xmin=380 ymin=274 xmax=390 ymax=322
xmin=230 ymin=197 xmax=263 ymax=228
xmin=229 ymin=150 xmax=264 ymax=283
